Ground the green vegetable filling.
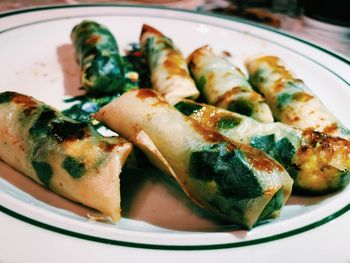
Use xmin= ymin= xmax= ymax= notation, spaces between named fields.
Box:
xmin=196 ymin=75 xmax=207 ymax=94
xmin=250 ymin=134 xmax=276 ymax=153
xmin=32 ymin=161 xmax=53 ymax=187
xmin=227 ymin=100 xmax=254 ymax=117
xmin=276 ymin=81 xmax=306 ymax=109
xmin=216 ymin=116 xmax=242 ymax=130
xmin=72 ymin=21 xmax=127 ymax=94
xmin=29 ymin=107 xmax=88 ymax=142
xmin=174 ymin=101 xmax=203 ymax=116
xmin=250 ymin=70 xmax=264 ymax=87
xmin=0 ymin=91 xmax=14 ymax=104
xmin=250 ymin=135 xmax=299 ymax=179
xmin=338 ymin=170 xmax=350 ymax=189
xmin=189 ymin=143 xmax=262 ymax=199
xmin=259 ymin=188 xmax=284 ymax=220
xmin=29 ymin=107 xmax=56 ymax=138
xmin=273 ymin=138 xmax=299 ymax=179
xmin=276 ymin=92 xmax=294 ymax=109
xmin=51 ymin=121 xmax=87 ymax=142
xmin=85 ymin=54 xmax=126 ymax=93
xmin=63 ymin=156 xmax=86 ymax=179
xmin=63 ymin=43 xmax=150 ymax=126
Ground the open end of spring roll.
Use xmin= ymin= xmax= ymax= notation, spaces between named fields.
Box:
xmin=0 ymin=91 xmax=132 ymax=221
xmin=245 ymin=55 xmax=350 ymax=139
xmin=175 ymin=100 xmax=350 ymax=194
xmin=140 ymin=24 xmax=199 ymax=105
xmin=187 ymin=46 xmax=273 ymax=123
xmin=95 ymin=89 xmax=293 ymax=229
xmin=71 ymin=20 xmax=127 ymax=94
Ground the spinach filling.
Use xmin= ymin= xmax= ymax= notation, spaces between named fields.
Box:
xmin=72 ymin=21 xmax=127 ymax=94
xmin=276 ymin=81 xmax=305 ymax=109
xmin=51 ymin=121 xmax=87 ymax=142
xmin=250 ymin=134 xmax=275 ymax=153
xmin=259 ymin=188 xmax=284 ymax=220
xmin=227 ymin=100 xmax=254 ymax=117
xmin=338 ymin=170 xmax=350 ymax=189
xmin=62 ymin=156 xmax=86 ymax=179
xmin=216 ymin=116 xmax=242 ymax=130
xmin=29 ymin=108 xmax=91 ymax=178
xmin=249 ymin=69 xmax=265 ymax=88
xmin=84 ymin=53 xmax=126 ymax=93
xmin=29 ymin=107 xmax=56 ymax=138
xmin=189 ymin=143 xmax=262 ymax=199
xmin=174 ymin=101 xmax=203 ymax=116
xmin=276 ymin=92 xmax=294 ymax=109
xmin=32 ymin=161 xmax=53 ymax=187
xmin=62 ymin=43 xmax=149 ymax=126
xmin=250 ymin=135 xmax=299 ymax=179
xmin=29 ymin=107 xmax=88 ymax=142
xmin=0 ymin=91 xmax=14 ymax=104
xmin=196 ymin=75 xmax=207 ymax=94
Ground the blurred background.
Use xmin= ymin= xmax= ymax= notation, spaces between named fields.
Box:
xmin=1 ymin=0 xmax=349 ymax=56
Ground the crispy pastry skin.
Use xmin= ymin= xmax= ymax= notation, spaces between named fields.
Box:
xmin=188 ymin=46 xmax=273 ymax=123
xmin=96 ymin=89 xmax=293 ymax=229
xmin=0 ymin=91 xmax=132 ymax=221
xmin=246 ymin=56 xmax=350 ymax=139
xmin=175 ymin=100 xmax=350 ymax=194
xmin=140 ymin=24 xmax=199 ymax=105
xmin=71 ymin=20 xmax=126 ymax=94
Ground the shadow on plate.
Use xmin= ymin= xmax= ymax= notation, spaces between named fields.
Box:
xmin=56 ymin=44 xmax=84 ymax=97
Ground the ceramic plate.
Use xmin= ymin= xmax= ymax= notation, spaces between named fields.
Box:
xmin=1 ymin=4 xmax=350 ymax=262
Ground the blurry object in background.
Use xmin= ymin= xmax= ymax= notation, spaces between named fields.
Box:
xmin=300 ymin=0 xmax=350 ymax=27
xmin=297 ymin=0 xmax=350 ymax=56
xmin=0 ymin=0 xmax=205 ymax=12
xmin=0 ymin=0 xmax=65 ymax=12
xmin=272 ymin=0 xmax=300 ymax=16
xmin=212 ymin=0 xmax=282 ymax=27
xmin=72 ymin=0 xmax=204 ymax=9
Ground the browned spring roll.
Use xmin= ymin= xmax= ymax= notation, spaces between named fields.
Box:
xmin=0 ymin=91 xmax=132 ymax=221
xmin=95 ymin=89 xmax=293 ymax=229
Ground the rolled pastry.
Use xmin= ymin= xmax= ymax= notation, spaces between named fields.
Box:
xmin=140 ymin=24 xmax=199 ymax=105
xmin=175 ymin=100 xmax=350 ymax=194
xmin=188 ymin=46 xmax=273 ymax=123
xmin=0 ymin=91 xmax=132 ymax=221
xmin=71 ymin=20 xmax=127 ymax=94
xmin=95 ymin=89 xmax=293 ymax=229
xmin=246 ymin=56 xmax=350 ymax=139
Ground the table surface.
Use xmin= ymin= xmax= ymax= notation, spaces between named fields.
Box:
xmin=1 ymin=0 xmax=349 ymax=58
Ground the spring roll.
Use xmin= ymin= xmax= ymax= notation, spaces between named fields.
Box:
xmin=0 ymin=91 xmax=132 ymax=221
xmin=188 ymin=46 xmax=273 ymax=123
xmin=140 ymin=24 xmax=199 ymax=104
xmin=175 ymin=100 xmax=350 ymax=194
xmin=71 ymin=20 xmax=126 ymax=94
xmin=95 ymin=89 xmax=293 ymax=229
xmin=246 ymin=56 xmax=350 ymax=139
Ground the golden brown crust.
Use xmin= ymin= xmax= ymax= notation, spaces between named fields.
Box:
xmin=187 ymin=45 xmax=211 ymax=67
xmin=163 ymin=51 xmax=189 ymax=77
xmin=140 ymin=24 xmax=164 ymax=38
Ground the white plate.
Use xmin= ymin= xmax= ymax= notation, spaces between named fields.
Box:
xmin=1 ymin=4 xmax=350 ymax=262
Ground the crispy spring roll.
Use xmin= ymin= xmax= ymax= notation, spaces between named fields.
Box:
xmin=0 ymin=91 xmax=132 ymax=221
xmin=140 ymin=24 xmax=199 ymax=105
xmin=246 ymin=56 xmax=350 ymax=139
xmin=175 ymin=100 xmax=350 ymax=194
xmin=71 ymin=20 xmax=126 ymax=94
xmin=188 ymin=46 xmax=273 ymax=123
xmin=95 ymin=89 xmax=293 ymax=229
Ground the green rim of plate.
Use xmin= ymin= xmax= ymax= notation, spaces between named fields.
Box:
xmin=0 ymin=4 xmax=349 ymax=250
